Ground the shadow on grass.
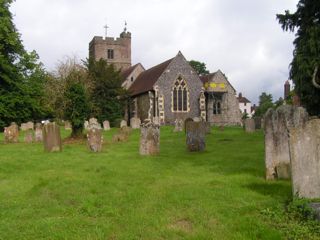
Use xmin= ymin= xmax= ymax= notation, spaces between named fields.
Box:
xmin=246 ymin=181 xmax=292 ymax=199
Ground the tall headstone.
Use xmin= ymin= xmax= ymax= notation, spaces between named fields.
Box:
xmin=24 ymin=130 xmax=33 ymax=143
xmin=139 ymin=121 xmax=160 ymax=155
xmin=26 ymin=121 xmax=34 ymax=130
xmin=289 ymin=119 xmax=320 ymax=198
xmin=4 ymin=123 xmax=19 ymax=143
xmin=174 ymin=119 xmax=183 ymax=132
xmin=264 ymin=105 xmax=308 ymax=180
xmin=87 ymin=126 xmax=103 ymax=152
xmin=43 ymin=122 xmax=62 ymax=152
xmin=120 ymin=120 xmax=127 ymax=128
xmin=103 ymin=120 xmax=110 ymax=131
xmin=186 ymin=122 xmax=206 ymax=152
xmin=130 ymin=117 xmax=141 ymax=129
xmin=35 ymin=123 xmax=43 ymax=142
xmin=244 ymin=118 xmax=255 ymax=133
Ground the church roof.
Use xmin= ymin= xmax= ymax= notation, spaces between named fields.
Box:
xmin=121 ymin=63 xmax=144 ymax=81
xmin=200 ymin=70 xmax=236 ymax=93
xmin=128 ymin=58 xmax=173 ymax=96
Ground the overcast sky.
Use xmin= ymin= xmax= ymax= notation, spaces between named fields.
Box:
xmin=11 ymin=0 xmax=297 ymax=104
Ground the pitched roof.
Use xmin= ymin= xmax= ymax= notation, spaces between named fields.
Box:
xmin=128 ymin=58 xmax=173 ymax=96
xmin=200 ymin=70 xmax=236 ymax=92
xmin=238 ymin=95 xmax=251 ymax=103
xmin=121 ymin=63 xmax=144 ymax=81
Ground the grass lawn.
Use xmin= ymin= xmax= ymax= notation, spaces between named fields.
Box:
xmin=0 ymin=126 xmax=319 ymax=239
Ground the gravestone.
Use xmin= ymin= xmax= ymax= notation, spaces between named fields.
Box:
xmin=204 ymin=122 xmax=211 ymax=134
xmin=244 ymin=118 xmax=255 ymax=132
xmin=264 ymin=105 xmax=308 ymax=180
xmin=184 ymin=118 xmax=193 ymax=133
xmin=103 ymin=120 xmax=110 ymax=131
xmin=139 ymin=120 xmax=160 ymax=155
xmin=20 ymin=123 xmax=28 ymax=131
xmin=174 ymin=119 xmax=183 ymax=132
xmin=35 ymin=123 xmax=43 ymax=142
xmin=254 ymin=117 xmax=262 ymax=129
xmin=186 ymin=122 xmax=206 ymax=152
xmin=64 ymin=121 xmax=72 ymax=130
xmin=289 ymin=119 xmax=320 ymax=198
xmin=4 ymin=123 xmax=19 ymax=143
xmin=112 ymin=126 xmax=131 ymax=142
xmin=130 ymin=117 xmax=141 ymax=129
xmin=89 ymin=118 xmax=101 ymax=129
xmin=87 ymin=126 xmax=103 ymax=152
xmin=120 ymin=120 xmax=127 ymax=128
xmin=24 ymin=130 xmax=33 ymax=143
xmin=84 ymin=120 xmax=89 ymax=130
xmin=43 ymin=122 xmax=62 ymax=152
xmin=193 ymin=117 xmax=201 ymax=122
xmin=26 ymin=121 xmax=34 ymax=130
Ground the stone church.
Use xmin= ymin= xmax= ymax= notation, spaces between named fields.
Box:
xmin=89 ymin=28 xmax=241 ymax=126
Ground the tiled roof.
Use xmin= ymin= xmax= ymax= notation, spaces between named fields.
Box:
xmin=238 ymin=96 xmax=251 ymax=103
xmin=128 ymin=58 xmax=173 ymax=96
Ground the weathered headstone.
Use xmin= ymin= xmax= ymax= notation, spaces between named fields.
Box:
xmin=244 ymin=118 xmax=255 ymax=132
xmin=184 ymin=118 xmax=193 ymax=133
xmin=4 ymin=123 xmax=19 ymax=143
xmin=103 ymin=120 xmax=110 ymax=131
xmin=193 ymin=117 xmax=201 ymax=122
xmin=289 ymin=118 xmax=320 ymax=198
xmin=84 ymin=120 xmax=89 ymax=130
xmin=130 ymin=117 xmax=141 ymax=129
xmin=140 ymin=120 xmax=160 ymax=155
xmin=112 ymin=126 xmax=131 ymax=142
xmin=35 ymin=123 xmax=43 ymax=142
xmin=120 ymin=120 xmax=127 ymax=128
xmin=254 ymin=117 xmax=262 ymax=130
xmin=43 ymin=122 xmax=62 ymax=152
xmin=24 ymin=130 xmax=33 ymax=143
xmin=87 ymin=126 xmax=103 ymax=152
xmin=20 ymin=123 xmax=28 ymax=131
xmin=89 ymin=118 xmax=101 ymax=129
xmin=26 ymin=121 xmax=34 ymax=130
xmin=186 ymin=122 xmax=206 ymax=152
xmin=264 ymin=105 xmax=308 ymax=180
xmin=204 ymin=122 xmax=211 ymax=134
xmin=64 ymin=121 xmax=72 ymax=130
xmin=174 ymin=119 xmax=183 ymax=132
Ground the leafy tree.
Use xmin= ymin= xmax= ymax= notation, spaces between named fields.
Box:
xmin=277 ymin=0 xmax=320 ymax=116
xmin=189 ymin=60 xmax=210 ymax=75
xmin=64 ymin=69 xmax=89 ymax=137
xmin=254 ymin=92 xmax=274 ymax=117
xmin=0 ymin=0 xmax=48 ymax=129
xmin=86 ymin=58 xmax=127 ymax=126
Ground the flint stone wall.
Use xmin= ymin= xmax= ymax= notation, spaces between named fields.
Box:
xmin=264 ymin=105 xmax=308 ymax=180
xmin=139 ymin=122 xmax=160 ymax=155
xmin=186 ymin=122 xmax=206 ymax=151
xmin=43 ymin=123 xmax=62 ymax=152
xmin=289 ymin=119 xmax=320 ymax=198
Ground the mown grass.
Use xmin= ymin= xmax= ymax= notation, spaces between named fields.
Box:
xmin=0 ymin=126 xmax=318 ymax=239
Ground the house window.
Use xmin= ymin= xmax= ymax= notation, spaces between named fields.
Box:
xmin=172 ymin=76 xmax=189 ymax=112
xmin=107 ymin=49 xmax=114 ymax=59
xmin=213 ymin=94 xmax=222 ymax=115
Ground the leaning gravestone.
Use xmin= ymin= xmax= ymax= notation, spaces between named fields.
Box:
xmin=264 ymin=105 xmax=308 ymax=180
xmin=103 ymin=120 xmax=110 ymax=131
xmin=120 ymin=120 xmax=127 ymax=128
xmin=87 ymin=125 xmax=103 ymax=152
xmin=35 ymin=123 xmax=43 ymax=142
xmin=174 ymin=119 xmax=183 ymax=132
xmin=244 ymin=118 xmax=255 ymax=132
xmin=43 ymin=122 xmax=62 ymax=152
xmin=186 ymin=121 xmax=206 ymax=152
xmin=24 ymin=130 xmax=33 ymax=143
xmin=140 ymin=120 xmax=160 ymax=155
xmin=130 ymin=117 xmax=141 ymax=129
xmin=289 ymin=118 xmax=320 ymax=198
xmin=4 ymin=123 xmax=19 ymax=143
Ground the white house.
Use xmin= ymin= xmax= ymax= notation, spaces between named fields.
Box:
xmin=237 ymin=93 xmax=253 ymax=117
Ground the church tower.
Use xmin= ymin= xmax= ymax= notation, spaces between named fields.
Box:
xmin=89 ymin=24 xmax=131 ymax=70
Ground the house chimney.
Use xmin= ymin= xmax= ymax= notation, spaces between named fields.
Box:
xmin=284 ymin=80 xmax=290 ymax=99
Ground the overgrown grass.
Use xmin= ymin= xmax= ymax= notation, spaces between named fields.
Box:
xmin=0 ymin=126 xmax=319 ymax=239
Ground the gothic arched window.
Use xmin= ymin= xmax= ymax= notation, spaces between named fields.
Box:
xmin=172 ymin=76 xmax=189 ymax=112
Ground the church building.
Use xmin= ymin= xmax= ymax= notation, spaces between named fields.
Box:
xmin=89 ymin=28 xmax=241 ymax=126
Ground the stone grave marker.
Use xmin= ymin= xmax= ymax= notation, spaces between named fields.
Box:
xmin=139 ymin=120 xmax=160 ymax=155
xmin=43 ymin=122 xmax=62 ymax=152
xmin=130 ymin=117 xmax=141 ymax=129
xmin=89 ymin=118 xmax=101 ymax=129
xmin=254 ymin=117 xmax=262 ymax=129
xmin=87 ymin=125 xmax=103 ymax=152
xmin=4 ymin=123 xmax=19 ymax=143
xmin=264 ymin=105 xmax=308 ymax=180
xmin=120 ymin=120 xmax=127 ymax=128
xmin=174 ymin=119 xmax=183 ymax=132
xmin=26 ymin=121 xmax=34 ymax=130
xmin=289 ymin=118 xmax=320 ymax=198
xmin=184 ymin=118 xmax=193 ymax=133
xmin=24 ymin=130 xmax=33 ymax=143
xmin=244 ymin=118 xmax=255 ymax=133
xmin=84 ymin=120 xmax=89 ymax=130
xmin=103 ymin=120 xmax=110 ymax=131
xmin=186 ymin=121 xmax=206 ymax=152
xmin=35 ymin=123 xmax=43 ymax=142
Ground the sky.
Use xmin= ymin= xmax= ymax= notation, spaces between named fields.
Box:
xmin=10 ymin=0 xmax=297 ymax=104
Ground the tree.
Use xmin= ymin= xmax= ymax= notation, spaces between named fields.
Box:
xmin=0 ymin=0 xmax=48 ymax=129
xmin=277 ymin=0 xmax=320 ymax=116
xmin=254 ymin=92 xmax=274 ymax=117
xmin=189 ymin=60 xmax=210 ymax=75
xmin=86 ymin=58 xmax=127 ymax=126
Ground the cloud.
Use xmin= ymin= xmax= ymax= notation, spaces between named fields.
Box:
xmin=10 ymin=0 xmax=297 ymax=104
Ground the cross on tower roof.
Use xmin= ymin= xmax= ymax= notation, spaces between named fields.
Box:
xmin=104 ymin=24 xmax=109 ymax=38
